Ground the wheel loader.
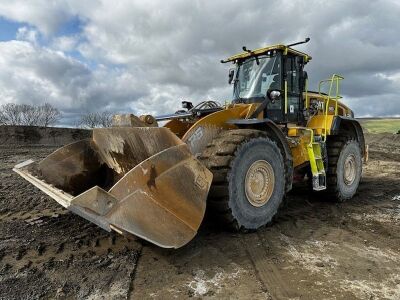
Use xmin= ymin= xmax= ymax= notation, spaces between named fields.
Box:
xmin=14 ymin=38 xmax=365 ymax=248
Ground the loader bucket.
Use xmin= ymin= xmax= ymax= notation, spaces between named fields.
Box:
xmin=13 ymin=127 xmax=212 ymax=248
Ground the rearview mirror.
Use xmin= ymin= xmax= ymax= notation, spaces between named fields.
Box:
xmin=228 ymin=69 xmax=235 ymax=84
xmin=182 ymin=101 xmax=193 ymax=110
xmin=267 ymin=89 xmax=281 ymax=103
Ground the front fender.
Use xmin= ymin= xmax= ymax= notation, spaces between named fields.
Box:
xmin=227 ymin=118 xmax=293 ymax=192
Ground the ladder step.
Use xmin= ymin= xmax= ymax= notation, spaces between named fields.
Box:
xmin=308 ymin=138 xmax=326 ymax=190
xmin=311 ymin=173 xmax=327 ymax=191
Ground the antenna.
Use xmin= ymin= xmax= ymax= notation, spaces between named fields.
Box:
xmin=242 ymin=46 xmax=252 ymax=53
xmin=287 ymin=37 xmax=310 ymax=48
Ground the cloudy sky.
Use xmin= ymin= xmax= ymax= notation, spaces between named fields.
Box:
xmin=0 ymin=0 xmax=399 ymax=125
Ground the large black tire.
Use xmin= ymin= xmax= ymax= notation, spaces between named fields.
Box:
xmin=200 ymin=129 xmax=286 ymax=230
xmin=326 ymin=138 xmax=362 ymax=201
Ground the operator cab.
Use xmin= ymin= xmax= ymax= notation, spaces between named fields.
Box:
xmin=222 ymin=39 xmax=311 ymax=125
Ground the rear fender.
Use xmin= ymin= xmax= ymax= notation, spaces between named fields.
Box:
xmin=331 ymin=116 xmax=366 ymax=156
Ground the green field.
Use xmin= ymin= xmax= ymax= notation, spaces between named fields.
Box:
xmin=358 ymin=118 xmax=400 ymax=134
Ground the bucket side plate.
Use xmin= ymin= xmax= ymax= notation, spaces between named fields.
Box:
xmin=14 ymin=137 xmax=213 ymax=249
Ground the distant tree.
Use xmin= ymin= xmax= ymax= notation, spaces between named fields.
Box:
xmin=99 ymin=111 xmax=113 ymax=128
xmin=37 ymin=103 xmax=61 ymax=127
xmin=20 ymin=104 xmax=40 ymax=126
xmin=0 ymin=109 xmax=7 ymax=125
xmin=0 ymin=103 xmax=23 ymax=125
xmin=79 ymin=112 xmax=101 ymax=128
xmin=0 ymin=102 xmax=61 ymax=127
xmin=79 ymin=111 xmax=113 ymax=128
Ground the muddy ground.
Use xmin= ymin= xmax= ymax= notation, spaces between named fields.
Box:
xmin=0 ymin=132 xmax=399 ymax=299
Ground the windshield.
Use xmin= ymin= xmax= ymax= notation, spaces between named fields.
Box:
xmin=233 ymin=55 xmax=281 ymax=100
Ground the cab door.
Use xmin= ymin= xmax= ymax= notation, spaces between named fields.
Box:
xmin=285 ymin=55 xmax=304 ymax=124
xmin=265 ymin=54 xmax=285 ymax=123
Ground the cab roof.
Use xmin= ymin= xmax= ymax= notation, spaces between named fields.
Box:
xmin=222 ymin=44 xmax=312 ymax=63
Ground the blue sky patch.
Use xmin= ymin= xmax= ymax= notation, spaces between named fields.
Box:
xmin=56 ymin=15 xmax=84 ymax=37
xmin=0 ymin=17 xmax=27 ymax=41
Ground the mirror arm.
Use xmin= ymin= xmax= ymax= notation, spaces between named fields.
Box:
xmin=249 ymin=97 xmax=271 ymax=119
xmin=228 ymin=69 xmax=235 ymax=84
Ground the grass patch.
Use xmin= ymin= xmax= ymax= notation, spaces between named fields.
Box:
xmin=358 ymin=119 xmax=400 ymax=134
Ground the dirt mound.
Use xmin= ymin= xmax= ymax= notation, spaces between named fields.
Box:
xmin=365 ymin=132 xmax=400 ymax=146
xmin=364 ymin=132 xmax=400 ymax=161
xmin=0 ymin=125 xmax=90 ymax=146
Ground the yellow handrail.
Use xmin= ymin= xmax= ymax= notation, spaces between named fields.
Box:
xmin=289 ymin=126 xmax=314 ymax=147
xmin=305 ymin=78 xmax=309 ymax=109
xmin=318 ymin=74 xmax=344 ymax=141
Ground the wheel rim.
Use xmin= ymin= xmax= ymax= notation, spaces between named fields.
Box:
xmin=245 ymin=160 xmax=275 ymax=207
xmin=343 ymin=154 xmax=356 ymax=185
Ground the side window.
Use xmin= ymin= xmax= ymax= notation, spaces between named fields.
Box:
xmin=286 ymin=56 xmax=300 ymax=94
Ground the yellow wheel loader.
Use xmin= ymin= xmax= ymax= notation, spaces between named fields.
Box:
xmin=14 ymin=38 xmax=366 ymax=248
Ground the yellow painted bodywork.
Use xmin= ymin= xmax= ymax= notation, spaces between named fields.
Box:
xmin=182 ymin=103 xmax=260 ymax=142
xmin=164 ymin=104 xmax=259 ymax=141
xmin=287 ymin=85 xmax=352 ymax=168
xmin=163 ymin=76 xmax=351 ymax=171
xmin=288 ymin=134 xmax=312 ymax=167
xmin=164 ymin=119 xmax=194 ymax=138
xmin=305 ymin=91 xmax=352 ymax=133
xmin=287 ymin=87 xmax=352 ymax=167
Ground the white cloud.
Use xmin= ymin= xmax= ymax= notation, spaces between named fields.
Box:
xmin=0 ymin=40 xmax=149 ymax=124
xmin=0 ymin=0 xmax=399 ymax=124
xmin=66 ymin=0 xmax=400 ymax=116
xmin=0 ymin=1 xmax=71 ymax=35
xmin=16 ymin=26 xmax=39 ymax=45
xmin=0 ymin=40 xmax=86 ymax=108
xmin=51 ymin=35 xmax=79 ymax=52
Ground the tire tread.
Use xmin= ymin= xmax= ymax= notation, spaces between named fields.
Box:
xmin=200 ymin=129 xmax=287 ymax=231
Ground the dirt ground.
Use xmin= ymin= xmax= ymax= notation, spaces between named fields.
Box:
xmin=0 ymin=132 xmax=399 ymax=299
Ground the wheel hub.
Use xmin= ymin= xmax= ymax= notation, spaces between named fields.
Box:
xmin=343 ymin=154 xmax=356 ymax=185
xmin=245 ymin=160 xmax=275 ymax=207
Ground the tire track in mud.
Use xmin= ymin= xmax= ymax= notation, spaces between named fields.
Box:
xmin=241 ymin=232 xmax=298 ymax=299
xmin=1 ymin=211 xmax=142 ymax=299
xmin=2 ymin=229 xmax=132 ymax=271
xmin=0 ymin=144 xmax=143 ymax=299
xmin=0 ymin=207 xmax=69 ymax=223
xmin=126 ymin=244 xmax=144 ymax=299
